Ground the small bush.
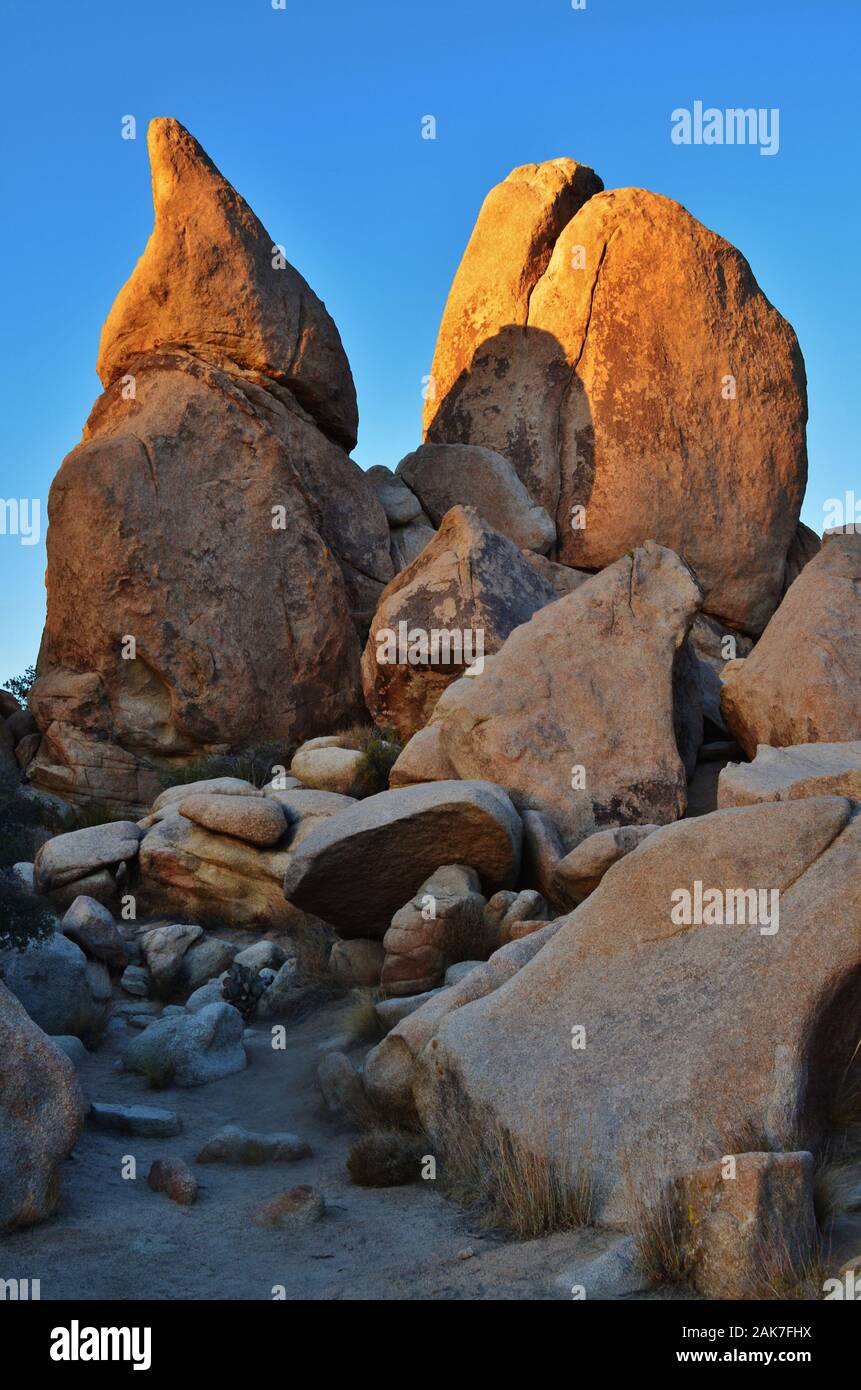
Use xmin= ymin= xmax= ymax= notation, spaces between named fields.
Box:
xmin=0 ymin=877 xmax=55 ymax=952
xmin=157 ymin=741 xmax=296 ymax=793
xmin=2 ymin=665 xmax=36 ymax=704
xmin=351 ymin=727 xmax=403 ymax=797
xmin=337 ymin=988 xmax=383 ymax=1043
xmin=346 ymin=1130 xmax=426 ymax=1187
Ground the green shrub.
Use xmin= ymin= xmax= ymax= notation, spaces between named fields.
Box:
xmin=2 ymin=664 xmax=36 ymax=704
xmin=351 ymin=727 xmax=403 ymax=797
xmin=157 ymin=741 xmax=296 ymax=792
xmin=0 ymin=878 xmax=55 ymax=952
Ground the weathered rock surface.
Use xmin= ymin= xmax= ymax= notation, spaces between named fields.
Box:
xmin=782 ymin=520 xmax=821 ymax=594
xmin=397 ymin=444 xmax=555 ymax=553
xmin=425 ymin=174 xmax=808 ymax=635
xmin=87 ymin=1102 xmax=181 ymax=1137
xmin=197 ymin=1124 xmax=311 ymax=1164
xmin=365 ymin=466 xmax=425 ymax=526
xmin=0 ymin=933 xmax=109 ymax=1041
xmin=31 ymin=118 xmax=397 ymax=813
xmin=147 ymin=1157 xmax=198 ymax=1206
xmin=290 ymin=745 xmax=364 ymax=796
xmin=178 ymin=792 xmax=287 ymax=846
xmin=552 ymin=824 xmax=660 ymax=905
xmin=139 ymin=923 xmax=203 ymax=996
xmin=364 ymin=921 xmax=563 ymax=1118
xmin=689 ymin=613 xmax=754 ymax=733
xmin=98 ymin=118 xmax=357 ymax=449
xmin=137 ymin=814 xmax=295 ymax=927
xmin=61 ymin=896 xmax=128 ymax=970
xmin=521 ymin=552 xmax=592 ymax=598
xmin=381 ymin=865 xmax=487 ymax=997
xmin=677 ymin=1151 xmax=817 ymax=1299
xmin=33 ymin=822 xmax=143 ymax=895
xmin=718 ymin=741 xmax=861 ymax=809
xmin=721 ymin=530 xmax=861 ymax=754
xmin=412 ymin=797 xmax=861 ymax=1224
xmin=30 ymin=352 xmax=372 ymax=814
xmin=329 ymin=937 xmax=385 ymax=988
xmin=122 ymin=1001 xmax=246 ymax=1086
xmin=391 ymin=542 xmax=701 ymax=847
xmin=282 ymin=780 xmax=522 ymax=938
xmin=362 ymin=506 xmax=557 ymax=738
xmin=423 ymin=157 xmax=603 ymax=441
xmin=0 ymin=980 xmax=85 ymax=1230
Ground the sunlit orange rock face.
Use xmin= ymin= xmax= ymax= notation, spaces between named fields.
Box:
xmin=30 ymin=120 xmax=390 ymax=815
xmin=98 ymin=118 xmax=358 ymax=451
xmin=425 ymin=169 xmax=809 ymax=636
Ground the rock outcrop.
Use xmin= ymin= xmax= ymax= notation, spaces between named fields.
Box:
xmin=718 ymin=741 xmax=861 ymax=808
xmin=425 ymin=168 xmax=808 ymax=635
xmin=721 ymin=530 xmax=861 ymax=754
xmin=361 ymin=506 xmax=557 ymax=738
xmin=30 ymin=120 xmax=390 ymax=816
xmin=380 ymin=865 xmax=488 ymax=997
xmin=411 ymin=797 xmax=861 ymax=1224
xmin=98 ymin=118 xmax=357 ymax=450
xmin=0 ymin=980 xmax=85 ymax=1230
xmin=391 ymin=542 xmax=702 ymax=847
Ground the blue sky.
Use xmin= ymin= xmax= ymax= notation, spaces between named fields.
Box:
xmin=1 ymin=0 xmax=857 ymax=681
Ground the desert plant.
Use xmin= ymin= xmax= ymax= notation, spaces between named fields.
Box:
xmin=0 ymin=876 xmax=55 ymax=952
xmin=345 ymin=725 xmax=403 ymax=797
xmin=157 ymin=741 xmax=296 ymax=792
xmin=433 ymin=1085 xmax=594 ymax=1238
xmin=337 ymin=987 xmax=383 ymax=1043
xmin=2 ymin=664 xmax=36 ymax=704
xmin=346 ymin=1129 xmax=427 ymax=1187
xmin=221 ymin=961 xmax=268 ymax=1021
xmin=749 ymin=1227 xmax=830 ymax=1300
xmin=623 ymin=1156 xmax=689 ymax=1287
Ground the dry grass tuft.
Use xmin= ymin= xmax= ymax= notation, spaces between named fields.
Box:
xmin=433 ymin=1087 xmax=594 ymax=1238
xmin=337 ymin=988 xmax=383 ymax=1044
xmin=623 ymin=1157 xmax=689 ymax=1287
xmin=748 ymin=1227 xmax=830 ymax=1300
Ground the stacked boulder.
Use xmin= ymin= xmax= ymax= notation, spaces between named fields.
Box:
xmin=422 ymin=162 xmax=809 ymax=638
xmin=28 ymin=118 xmax=392 ymax=818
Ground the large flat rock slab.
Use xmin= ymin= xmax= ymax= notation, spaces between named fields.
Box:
xmin=282 ymin=780 xmax=522 ymax=938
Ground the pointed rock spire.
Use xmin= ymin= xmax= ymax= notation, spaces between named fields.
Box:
xmin=97 ymin=118 xmax=358 ymax=449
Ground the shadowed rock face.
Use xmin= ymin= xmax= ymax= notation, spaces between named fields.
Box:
xmin=30 ymin=121 xmax=387 ymax=814
xmin=425 ymin=169 xmax=808 ymax=636
xmin=0 ymin=980 xmax=86 ymax=1231
xmin=98 ymin=117 xmax=358 ymax=451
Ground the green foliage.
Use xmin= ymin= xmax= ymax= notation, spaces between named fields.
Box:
xmin=0 ymin=878 xmax=55 ymax=952
xmin=2 ymin=665 xmax=36 ymax=704
xmin=351 ymin=727 xmax=403 ymax=797
xmin=157 ymin=741 xmax=296 ymax=793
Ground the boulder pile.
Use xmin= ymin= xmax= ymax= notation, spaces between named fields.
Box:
xmin=6 ymin=126 xmax=860 ymax=1300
